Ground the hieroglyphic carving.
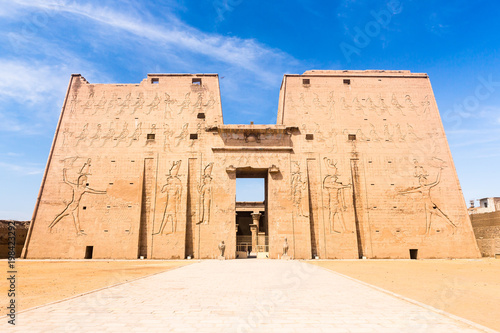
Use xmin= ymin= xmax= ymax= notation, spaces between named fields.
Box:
xmin=204 ymin=92 xmax=216 ymax=110
xmin=291 ymin=161 xmax=308 ymax=217
xmin=178 ymin=92 xmax=191 ymax=115
xmin=399 ymin=160 xmax=457 ymax=234
xmin=323 ymin=157 xmax=351 ymax=233
xmin=192 ymin=92 xmax=203 ymax=114
xmin=131 ymin=92 xmax=144 ymax=114
xmin=81 ymin=91 xmax=95 ymax=113
xmin=89 ymin=124 xmax=102 ymax=147
xmin=421 ymin=95 xmax=430 ymax=114
xmin=154 ymin=160 xmax=182 ymax=235
xmin=404 ymin=95 xmax=418 ymax=114
xmin=406 ymin=123 xmax=421 ymax=140
xmin=146 ymin=93 xmax=161 ymax=115
xmin=326 ymin=91 xmax=335 ymax=119
xmin=75 ymin=123 xmax=89 ymax=147
xmin=114 ymin=122 xmax=129 ymax=147
xmin=391 ymin=93 xmax=405 ymax=115
xmin=197 ymin=162 xmax=214 ymax=225
xmin=117 ymin=93 xmax=131 ymax=115
xmin=69 ymin=93 xmax=79 ymax=114
xmin=106 ymin=93 xmax=117 ymax=114
xmin=100 ymin=122 xmax=115 ymax=147
xmin=312 ymin=93 xmax=325 ymax=110
xmin=378 ymin=95 xmax=391 ymax=115
xmin=369 ymin=124 xmax=382 ymax=141
xmin=48 ymin=159 xmax=106 ymax=235
xmin=394 ymin=124 xmax=406 ymax=142
xmin=163 ymin=123 xmax=174 ymax=152
xmin=175 ymin=123 xmax=189 ymax=147
xmin=92 ymin=92 xmax=106 ymax=115
xmin=164 ymin=92 xmax=176 ymax=118
xmin=128 ymin=122 xmax=142 ymax=146
xmin=340 ymin=97 xmax=351 ymax=113
xmin=383 ymin=124 xmax=393 ymax=142
xmin=62 ymin=127 xmax=73 ymax=146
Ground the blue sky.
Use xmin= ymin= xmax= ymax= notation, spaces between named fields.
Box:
xmin=1 ymin=0 xmax=499 ymax=219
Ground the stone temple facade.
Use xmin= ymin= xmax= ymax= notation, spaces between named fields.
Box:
xmin=22 ymin=70 xmax=481 ymax=259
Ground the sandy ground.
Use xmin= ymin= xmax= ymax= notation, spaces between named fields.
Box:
xmin=309 ymin=259 xmax=500 ymax=331
xmin=1 ymin=260 xmax=192 ymax=313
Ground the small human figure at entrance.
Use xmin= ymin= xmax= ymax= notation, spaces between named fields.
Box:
xmin=48 ymin=166 xmax=106 ymax=235
xmin=283 ymin=237 xmax=289 ymax=257
xmin=218 ymin=240 xmax=225 ymax=257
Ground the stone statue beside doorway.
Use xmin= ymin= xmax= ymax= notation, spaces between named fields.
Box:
xmin=282 ymin=237 xmax=290 ymax=260
xmin=218 ymin=240 xmax=226 ymax=260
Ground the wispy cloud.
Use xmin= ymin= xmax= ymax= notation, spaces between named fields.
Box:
xmin=9 ymin=0 xmax=297 ymax=85
xmin=0 ymin=162 xmax=44 ymax=175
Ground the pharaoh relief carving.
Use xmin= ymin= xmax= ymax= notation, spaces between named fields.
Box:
xmin=131 ymin=92 xmax=145 ymax=114
xmin=391 ymin=93 xmax=405 ymax=115
xmin=62 ymin=127 xmax=73 ymax=146
xmin=69 ymin=93 xmax=79 ymax=114
xmin=48 ymin=159 xmax=106 ymax=235
xmin=154 ymin=160 xmax=182 ymax=235
xmin=197 ymin=162 xmax=214 ymax=225
xmin=323 ymin=157 xmax=352 ymax=233
xmin=290 ymin=161 xmax=308 ymax=218
xmin=399 ymin=159 xmax=457 ymax=234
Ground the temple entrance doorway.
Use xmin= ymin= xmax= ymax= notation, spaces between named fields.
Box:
xmin=235 ymin=168 xmax=268 ymax=259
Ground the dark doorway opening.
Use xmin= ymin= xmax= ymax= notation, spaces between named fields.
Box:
xmin=235 ymin=168 xmax=268 ymax=259
xmin=85 ymin=246 xmax=94 ymax=259
xmin=409 ymin=249 xmax=418 ymax=260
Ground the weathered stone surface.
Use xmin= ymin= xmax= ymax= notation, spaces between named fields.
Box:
xmin=0 ymin=220 xmax=29 ymax=258
xmin=23 ymin=70 xmax=480 ymax=259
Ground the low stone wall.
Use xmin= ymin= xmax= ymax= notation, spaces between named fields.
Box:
xmin=470 ymin=212 xmax=500 ymax=257
xmin=0 ymin=220 xmax=30 ymax=258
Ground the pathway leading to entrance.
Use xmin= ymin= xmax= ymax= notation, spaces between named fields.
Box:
xmin=3 ymin=260 xmax=494 ymax=332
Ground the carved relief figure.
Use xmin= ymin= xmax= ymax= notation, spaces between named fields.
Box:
xmin=48 ymin=160 xmax=106 ymax=235
xmin=178 ymin=92 xmax=191 ymax=115
xmin=197 ymin=162 xmax=214 ymax=225
xmin=399 ymin=160 xmax=457 ymax=234
xmin=391 ymin=93 xmax=405 ymax=115
xmin=175 ymin=123 xmax=189 ymax=147
xmin=421 ymin=95 xmax=430 ymax=114
xmin=100 ymin=122 xmax=115 ymax=147
xmin=106 ymin=93 xmax=117 ymax=114
xmin=127 ymin=122 xmax=142 ymax=146
xmin=369 ymin=124 xmax=382 ymax=141
xmin=154 ymin=160 xmax=182 ymax=235
xmin=114 ymin=123 xmax=129 ymax=147
xmin=69 ymin=93 xmax=79 ymax=114
xmin=299 ymin=93 xmax=310 ymax=114
xmin=291 ymin=161 xmax=308 ymax=217
xmin=405 ymin=95 xmax=418 ymax=114
xmin=406 ymin=123 xmax=421 ymax=140
xmin=131 ymin=92 xmax=144 ymax=114
xmin=163 ymin=123 xmax=174 ymax=152
xmin=75 ymin=123 xmax=89 ymax=147
xmin=164 ymin=92 xmax=177 ymax=118
xmin=395 ymin=124 xmax=406 ymax=142
xmin=192 ymin=92 xmax=203 ymax=114
xmin=283 ymin=237 xmax=289 ymax=256
xmin=89 ymin=124 xmax=102 ymax=146
xmin=323 ymin=157 xmax=351 ymax=233
xmin=383 ymin=124 xmax=393 ymax=142
xmin=146 ymin=93 xmax=161 ymax=115
xmin=204 ymin=92 xmax=216 ymax=110
xmin=378 ymin=95 xmax=391 ymax=115
xmin=117 ymin=93 xmax=131 ymax=114
xmin=81 ymin=91 xmax=95 ymax=113
xmin=326 ymin=91 xmax=335 ymax=119
xmin=62 ymin=127 xmax=72 ymax=146
xmin=93 ymin=92 xmax=107 ymax=115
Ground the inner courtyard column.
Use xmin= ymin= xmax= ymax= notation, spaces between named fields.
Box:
xmin=250 ymin=212 xmax=261 ymax=253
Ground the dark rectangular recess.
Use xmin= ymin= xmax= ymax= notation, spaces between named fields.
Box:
xmin=348 ymin=134 xmax=356 ymax=141
xmin=85 ymin=246 xmax=93 ymax=259
xmin=343 ymin=79 xmax=351 ymax=85
xmin=410 ymin=249 xmax=418 ymax=260
xmin=197 ymin=112 xmax=206 ymax=119
xmin=302 ymin=78 xmax=310 ymax=85
xmin=192 ymin=78 xmax=202 ymax=85
xmin=147 ymin=133 xmax=155 ymax=140
xmin=151 ymin=78 xmax=159 ymax=84
xmin=305 ymin=134 xmax=314 ymax=140
xmin=190 ymin=134 xmax=198 ymax=140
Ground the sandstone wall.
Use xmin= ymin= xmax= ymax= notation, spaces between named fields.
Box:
xmin=470 ymin=211 xmax=500 ymax=257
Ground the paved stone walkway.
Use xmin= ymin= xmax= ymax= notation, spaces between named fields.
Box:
xmin=3 ymin=260 xmax=494 ymax=332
